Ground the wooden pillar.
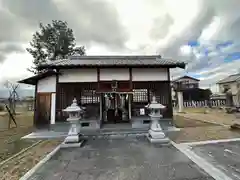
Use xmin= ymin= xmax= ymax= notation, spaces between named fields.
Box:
xmin=34 ymin=82 xmax=38 ymax=127
xmin=128 ymin=94 xmax=131 ymax=120
xmin=177 ymin=91 xmax=184 ymax=112
xmin=129 ymin=68 xmax=132 ymax=120
xmin=99 ymin=93 xmax=103 ymax=126
xmin=167 ymin=69 xmax=173 ymax=118
xmin=129 ymin=68 xmax=132 ymax=90
xmin=147 ymin=88 xmax=150 ymax=102
xmin=55 ymin=69 xmax=59 ymax=123
xmin=97 ymin=68 xmax=102 ymax=125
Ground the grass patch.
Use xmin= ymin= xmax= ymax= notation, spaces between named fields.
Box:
xmin=0 ymin=112 xmax=34 ymax=130
xmin=0 ymin=140 xmax=62 ymax=180
xmin=173 ymin=115 xmax=214 ymax=128
xmin=182 ymin=107 xmax=207 ymax=113
xmin=0 ymin=112 xmax=35 ymax=162
xmin=0 ymin=127 xmax=37 ymax=162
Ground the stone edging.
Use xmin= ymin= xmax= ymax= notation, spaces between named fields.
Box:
xmin=171 ymin=141 xmax=232 ymax=180
xmin=0 ymin=140 xmax=42 ymax=167
xmin=180 ymin=137 xmax=240 ymax=146
xmin=19 ymin=144 xmax=60 ymax=180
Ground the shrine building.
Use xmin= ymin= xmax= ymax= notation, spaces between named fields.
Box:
xmin=19 ymin=55 xmax=185 ymax=129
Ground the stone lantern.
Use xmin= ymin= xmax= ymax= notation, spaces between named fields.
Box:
xmin=145 ymin=96 xmax=170 ymax=143
xmin=62 ymin=98 xmax=83 ymax=146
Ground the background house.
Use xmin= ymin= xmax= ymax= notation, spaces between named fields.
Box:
xmin=217 ymin=73 xmax=240 ymax=106
xmin=172 ymin=75 xmax=199 ymax=89
xmin=172 ymin=75 xmax=211 ymax=102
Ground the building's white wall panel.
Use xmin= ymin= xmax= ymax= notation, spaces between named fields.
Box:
xmin=37 ymin=76 xmax=56 ymax=92
xmin=132 ymin=68 xmax=168 ymax=81
xmin=59 ymin=69 xmax=97 ymax=82
xmin=100 ymin=68 xmax=129 ymax=81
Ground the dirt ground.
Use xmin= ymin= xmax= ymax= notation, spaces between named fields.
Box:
xmin=0 ymin=140 xmax=62 ymax=180
xmin=175 ymin=107 xmax=238 ymax=126
xmin=0 ymin=111 xmax=34 ymax=130
xmin=171 ymin=107 xmax=240 ymax=143
xmin=170 ymin=125 xmax=240 ymax=143
xmin=0 ymin=112 xmax=35 ymax=162
xmin=0 ymin=110 xmax=62 ymax=180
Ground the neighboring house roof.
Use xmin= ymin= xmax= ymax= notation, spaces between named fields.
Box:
xmin=18 ymin=70 xmax=59 ymax=85
xmin=172 ymin=75 xmax=200 ymax=82
xmin=217 ymin=73 xmax=240 ymax=84
xmin=38 ymin=55 xmax=186 ymax=69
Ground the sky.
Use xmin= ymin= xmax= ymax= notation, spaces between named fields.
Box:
xmin=0 ymin=0 xmax=240 ymax=93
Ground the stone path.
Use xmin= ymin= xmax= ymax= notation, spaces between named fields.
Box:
xmin=190 ymin=140 xmax=240 ymax=180
xmin=27 ymin=137 xmax=213 ymax=180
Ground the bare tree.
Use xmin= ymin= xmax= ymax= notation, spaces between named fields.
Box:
xmin=4 ymin=81 xmax=20 ymax=115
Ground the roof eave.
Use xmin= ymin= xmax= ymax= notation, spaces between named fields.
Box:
xmin=38 ymin=63 xmax=186 ymax=70
xmin=217 ymin=80 xmax=236 ymax=84
xmin=18 ymin=71 xmax=59 ymax=85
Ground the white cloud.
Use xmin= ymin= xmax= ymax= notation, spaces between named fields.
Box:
xmin=0 ymin=0 xmax=240 ymax=93
xmin=0 ymin=52 xmax=33 ymax=84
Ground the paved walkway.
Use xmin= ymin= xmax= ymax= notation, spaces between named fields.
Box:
xmin=27 ymin=137 xmax=213 ymax=180
xmin=190 ymin=140 xmax=240 ymax=180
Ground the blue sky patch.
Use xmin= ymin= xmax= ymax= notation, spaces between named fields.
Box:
xmin=216 ymin=41 xmax=234 ymax=49
xmin=185 ymin=72 xmax=202 ymax=79
xmin=224 ymin=52 xmax=240 ymax=62
xmin=187 ymin=40 xmax=200 ymax=47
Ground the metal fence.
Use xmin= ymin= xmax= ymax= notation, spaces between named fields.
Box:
xmin=173 ymin=99 xmax=226 ymax=108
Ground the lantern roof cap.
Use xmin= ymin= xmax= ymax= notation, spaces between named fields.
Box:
xmin=145 ymin=96 xmax=166 ymax=109
xmin=63 ymin=98 xmax=82 ymax=112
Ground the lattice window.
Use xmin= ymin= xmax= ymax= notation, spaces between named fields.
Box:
xmin=81 ymin=90 xmax=99 ymax=104
xmin=133 ymin=89 xmax=148 ymax=102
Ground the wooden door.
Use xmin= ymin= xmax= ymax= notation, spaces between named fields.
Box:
xmin=36 ymin=93 xmax=51 ymax=127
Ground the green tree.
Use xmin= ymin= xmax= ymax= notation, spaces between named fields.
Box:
xmin=27 ymin=20 xmax=85 ymax=74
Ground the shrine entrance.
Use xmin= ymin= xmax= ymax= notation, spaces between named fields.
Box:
xmin=102 ymin=92 xmax=131 ymax=124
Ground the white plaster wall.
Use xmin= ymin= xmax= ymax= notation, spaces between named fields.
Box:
xmin=100 ymin=68 xmax=129 ymax=81
xmin=51 ymin=93 xmax=56 ymax=124
xmin=219 ymin=82 xmax=238 ymax=94
xmin=59 ymin=69 xmax=97 ymax=82
xmin=132 ymin=68 xmax=168 ymax=81
xmin=37 ymin=76 xmax=56 ymax=92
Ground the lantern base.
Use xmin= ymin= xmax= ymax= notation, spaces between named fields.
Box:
xmin=147 ymin=129 xmax=170 ymax=144
xmin=61 ymin=134 xmax=84 ymax=148
xmin=64 ymin=134 xmax=81 ymax=143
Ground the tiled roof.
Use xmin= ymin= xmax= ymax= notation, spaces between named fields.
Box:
xmin=39 ymin=55 xmax=186 ymax=69
xmin=217 ymin=73 xmax=240 ymax=84
xmin=18 ymin=70 xmax=59 ymax=85
xmin=173 ymin=75 xmax=200 ymax=82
